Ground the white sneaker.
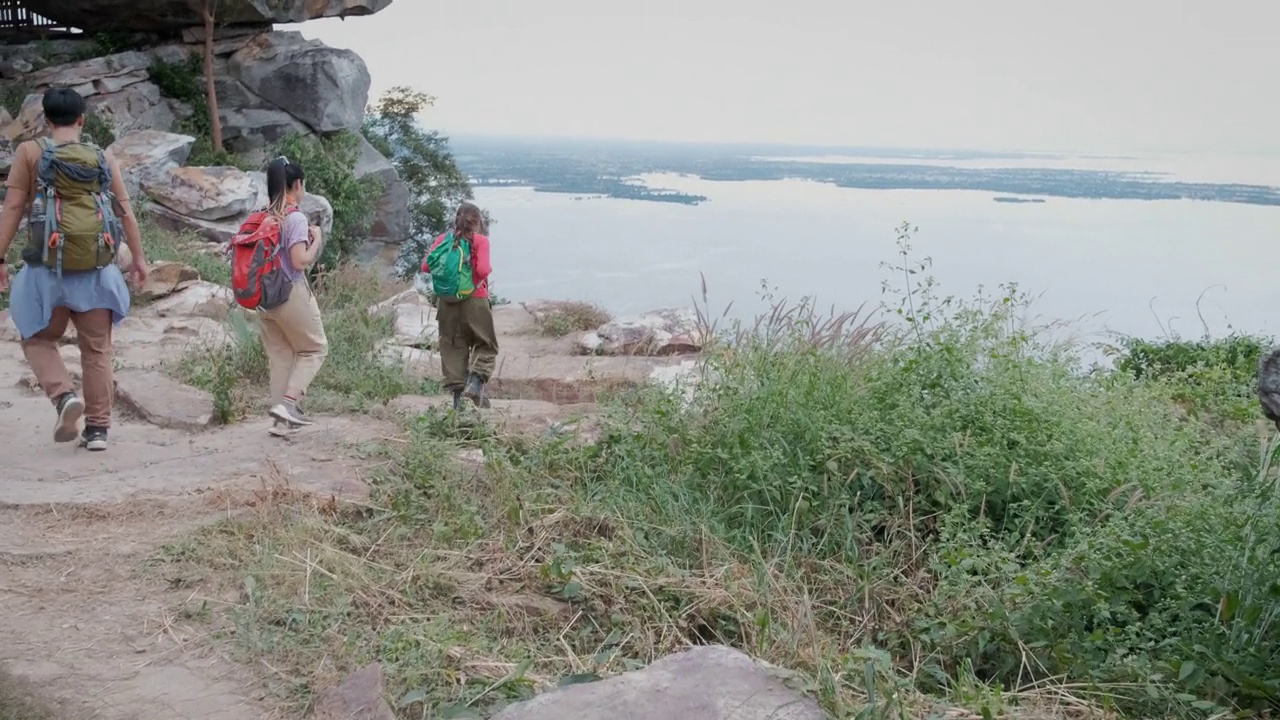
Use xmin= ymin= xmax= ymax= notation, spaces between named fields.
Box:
xmin=269 ymin=401 xmax=313 ymax=427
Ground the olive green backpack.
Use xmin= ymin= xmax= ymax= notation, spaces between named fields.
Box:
xmin=23 ymin=138 xmax=121 ymax=275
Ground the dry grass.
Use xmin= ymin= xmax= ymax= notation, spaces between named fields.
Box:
xmin=531 ymin=301 xmax=612 ymax=338
xmin=150 ymin=422 xmax=1124 ymax=720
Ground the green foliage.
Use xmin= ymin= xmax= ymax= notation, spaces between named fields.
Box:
xmin=81 ymin=110 xmax=117 ymax=149
xmin=361 ymin=87 xmax=479 ymax=279
xmin=533 ymin=301 xmax=612 ymax=337
xmin=158 ymin=220 xmax=1280 ymax=718
xmin=272 ymin=132 xmax=383 ymax=263
xmin=136 ymin=213 xmax=231 ymax=286
xmin=534 ymin=224 xmax=1280 ymax=716
xmin=1 ymin=84 xmax=30 ymax=117
xmin=174 ymin=263 xmax=425 ymax=419
xmin=1111 ymin=333 xmax=1270 ymax=423
xmin=149 ymin=52 xmax=251 ymax=169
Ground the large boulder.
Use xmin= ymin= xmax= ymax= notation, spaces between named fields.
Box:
xmin=25 ymin=51 xmax=152 ymax=96
xmin=228 ymin=32 xmax=370 ymax=134
xmin=578 ymin=308 xmax=706 ymax=356
xmin=354 ymin=135 xmax=412 ymax=243
xmin=491 ymin=646 xmax=824 ymax=720
xmin=24 ymin=0 xmax=392 ymax=33
xmin=16 ymin=51 xmax=184 ymax=142
xmin=144 ymin=167 xmax=335 ymax=243
xmin=213 ymin=74 xmax=310 ymax=155
xmin=144 ymin=166 xmax=258 ymax=222
xmin=2 ymin=95 xmax=46 ymax=145
xmin=107 ymin=130 xmax=196 ymax=200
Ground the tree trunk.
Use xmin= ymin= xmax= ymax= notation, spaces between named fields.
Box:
xmin=203 ymin=1 xmax=224 ymax=152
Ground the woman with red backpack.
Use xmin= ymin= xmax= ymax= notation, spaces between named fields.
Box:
xmin=256 ymin=156 xmax=329 ymax=435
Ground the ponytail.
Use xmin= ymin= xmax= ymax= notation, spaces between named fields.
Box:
xmin=453 ymin=201 xmax=484 ymax=240
xmin=266 ymin=156 xmax=305 ymax=218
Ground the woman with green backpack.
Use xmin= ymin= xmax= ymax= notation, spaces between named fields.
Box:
xmin=420 ymin=201 xmax=498 ymax=410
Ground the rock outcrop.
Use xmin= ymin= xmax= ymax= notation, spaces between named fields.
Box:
xmin=142 ymin=165 xmax=334 ymax=243
xmin=578 ymin=308 xmax=706 ymax=356
xmin=0 ymin=7 xmax=412 ymax=245
xmin=228 ymin=32 xmax=371 ymax=135
xmin=23 ymin=0 xmax=393 ymax=34
xmin=108 ymin=130 xmax=197 ymax=199
xmin=491 ymin=645 xmax=825 ymax=720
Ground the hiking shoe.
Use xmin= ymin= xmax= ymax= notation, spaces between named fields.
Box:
xmin=450 ymin=389 xmax=465 ymax=412
xmin=269 ymin=400 xmax=314 ymax=427
xmin=81 ymin=426 xmax=108 ymax=452
xmin=463 ymin=373 xmax=488 ymax=406
xmin=54 ymin=392 xmax=85 ymax=443
xmin=268 ymin=419 xmax=299 ymax=437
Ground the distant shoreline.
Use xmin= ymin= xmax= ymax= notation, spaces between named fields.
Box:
xmin=455 ymin=138 xmax=1280 ymax=208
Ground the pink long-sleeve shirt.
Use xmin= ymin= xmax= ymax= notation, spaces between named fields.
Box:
xmin=421 ymin=232 xmax=491 ymax=299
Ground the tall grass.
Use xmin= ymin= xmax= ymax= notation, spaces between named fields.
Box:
xmin=161 ymin=224 xmax=1280 ymax=719
xmin=172 ymin=262 xmax=432 ymax=421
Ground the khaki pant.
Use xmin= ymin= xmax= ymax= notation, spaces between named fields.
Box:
xmin=23 ymin=307 xmax=114 ymax=427
xmin=259 ymin=279 xmax=328 ymax=406
xmin=437 ymin=296 xmax=499 ymax=390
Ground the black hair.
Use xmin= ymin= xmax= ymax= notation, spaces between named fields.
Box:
xmin=43 ymin=88 xmax=86 ymax=128
xmin=266 ymin=156 xmax=306 ymax=217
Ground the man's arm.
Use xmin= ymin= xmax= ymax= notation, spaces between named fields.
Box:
xmin=105 ymin=149 xmax=144 ymax=264
xmin=0 ymin=142 xmax=33 ymax=258
xmin=0 ymin=186 xmax=27 ymax=259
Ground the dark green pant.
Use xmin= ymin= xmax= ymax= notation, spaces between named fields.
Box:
xmin=437 ymin=296 xmax=499 ymax=390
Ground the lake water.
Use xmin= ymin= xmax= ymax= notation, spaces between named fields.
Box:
xmin=475 ymin=169 xmax=1280 ymax=346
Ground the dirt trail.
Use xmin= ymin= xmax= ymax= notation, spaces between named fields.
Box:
xmin=0 ymin=328 xmax=392 ymax=719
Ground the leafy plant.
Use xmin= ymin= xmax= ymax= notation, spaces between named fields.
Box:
xmin=272 ymin=131 xmax=383 ymax=263
xmin=362 ymin=87 xmax=480 ymax=279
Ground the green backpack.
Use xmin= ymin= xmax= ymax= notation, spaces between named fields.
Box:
xmin=24 ymin=138 xmax=121 ymax=275
xmin=426 ymin=232 xmax=476 ymax=301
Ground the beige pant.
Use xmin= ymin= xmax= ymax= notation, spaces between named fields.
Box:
xmin=22 ymin=306 xmax=114 ymax=427
xmin=259 ymin=279 xmax=328 ymax=406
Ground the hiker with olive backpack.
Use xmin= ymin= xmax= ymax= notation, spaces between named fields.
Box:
xmin=421 ymin=201 xmax=498 ymax=411
xmin=0 ymin=89 xmax=149 ymax=452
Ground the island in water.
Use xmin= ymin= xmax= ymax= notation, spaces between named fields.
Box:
xmin=450 ymin=135 xmax=1280 ymax=208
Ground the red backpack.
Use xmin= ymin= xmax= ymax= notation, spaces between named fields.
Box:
xmin=229 ymin=207 xmax=300 ymax=311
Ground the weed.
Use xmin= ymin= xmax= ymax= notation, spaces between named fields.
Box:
xmin=532 ymin=301 xmax=612 ymax=337
xmin=160 ymin=223 xmax=1280 ymax=719
xmin=172 ymin=262 xmax=425 ymax=420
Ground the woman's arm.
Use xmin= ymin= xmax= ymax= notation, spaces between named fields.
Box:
xmin=285 ymin=214 xmax=322 ymax=269
xmin=471 ymin=234 xmax=491 ymax=282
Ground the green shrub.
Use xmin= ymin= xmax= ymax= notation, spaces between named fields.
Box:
xmin=173 ymin=263 xmax=424 ymax=419
xmin=1111 ymin=333 xmax=1271 ymax=423
xmin=361 ymin=87 xmax=479 ymax=279
xmin=273 ymin=131 xmax=383 ymax=263
xmin=539 ymin=226 xmax=1278 ymax=716
xmin=532 ymin=301 xmax=612 ymax=337
xmin=149 ymin=52 xmax=252 ymax=169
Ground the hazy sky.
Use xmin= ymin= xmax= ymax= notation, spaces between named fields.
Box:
xmin=294 ymin=0 xmax=1280 ymax=155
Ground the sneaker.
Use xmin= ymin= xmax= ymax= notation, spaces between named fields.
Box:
xmin=268 ymin=419 xmax=299 ymax=437
xmin=54 ymin=392 xmax=85 ymax=443
xmin=81 ymin=426 xmax=108 ymax=452
xmin=463 ymin=373 xmax=488 ymax=407
xmin=269 ymin=399 xmax=314 ymax=427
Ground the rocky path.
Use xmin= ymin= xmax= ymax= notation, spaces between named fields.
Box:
xmin=0 ymin=318 xmax=390 ymax=719
xmin=0 ymin=281 xmax=708 ymax=718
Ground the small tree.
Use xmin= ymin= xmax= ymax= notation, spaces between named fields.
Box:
xmin=202 ymin=0 xmax=224 ymax=151
xmin=362 ymin=87 xmax=479 ymax=279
